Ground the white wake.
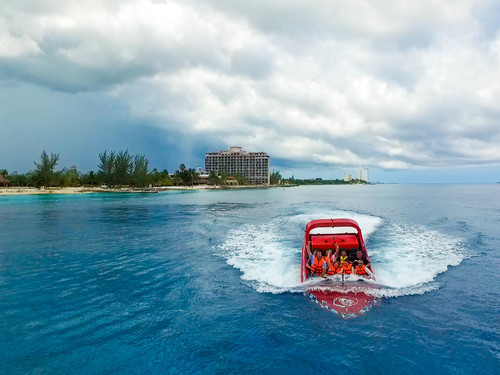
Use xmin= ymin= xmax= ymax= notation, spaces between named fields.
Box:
xmin=216 ymin=210 xmax=470 ymax=298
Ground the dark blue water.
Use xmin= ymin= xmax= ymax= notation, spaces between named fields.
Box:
xmin=1 ymin=185 xmax=499 ymax=374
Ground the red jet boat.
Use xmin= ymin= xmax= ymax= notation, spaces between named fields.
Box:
xmin=301 ymin=218 xmax=376 ymax=318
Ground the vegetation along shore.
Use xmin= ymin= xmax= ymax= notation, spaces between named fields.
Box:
xmin=1 ymin=149 xmax=366 ymax=196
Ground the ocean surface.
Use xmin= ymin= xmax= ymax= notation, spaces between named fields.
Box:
xmin=0 ymin=184 xmax=499 ymax=374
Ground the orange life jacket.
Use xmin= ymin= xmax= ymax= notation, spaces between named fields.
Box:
xmin=355 ymin=264 xmax=367 ymax=275
xmin=342 ymin=262 xmax=353 ymax=274
xmin=311 ymin=257 xmax=326 ymax=275
xmin=327 ymin=265 xmax=342 ymax=275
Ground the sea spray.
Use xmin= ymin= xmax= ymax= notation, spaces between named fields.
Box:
xmin=372 ymin=222 xmax=470 ymax=289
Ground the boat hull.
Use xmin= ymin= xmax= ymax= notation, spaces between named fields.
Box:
xmin=307 ymin=289 xmax=375 ymax=318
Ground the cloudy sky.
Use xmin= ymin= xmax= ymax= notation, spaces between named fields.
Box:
xmin=1 ymin=0 xmax=500 ymax=182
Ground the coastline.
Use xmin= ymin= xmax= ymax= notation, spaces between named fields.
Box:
xmin=0 ymin=187 xmax=113 ymax=196
xmin=0 ymin=185 xmax=285 ymax=196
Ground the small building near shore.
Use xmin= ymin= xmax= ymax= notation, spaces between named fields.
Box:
xmin=197 ymin=172 xmax=209 ymax=185
xmin=0 ymin=174 xmax=10 ymax=187
xmin=226 ymin=176 xmax=238 ymax=185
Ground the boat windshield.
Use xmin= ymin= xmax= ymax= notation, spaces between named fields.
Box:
xmin=309 ymin=227 xmax=358 ymax=235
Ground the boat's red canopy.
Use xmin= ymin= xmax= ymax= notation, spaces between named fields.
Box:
xmin=304 ymin=218 xmax=362 ymax=240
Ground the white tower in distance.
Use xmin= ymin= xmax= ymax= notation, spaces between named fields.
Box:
xmin=358 ymin=167 xmax=369 ymax=182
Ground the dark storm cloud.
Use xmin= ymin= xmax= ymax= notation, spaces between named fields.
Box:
xmin=1 ymin=0 xmax=500 ymax=177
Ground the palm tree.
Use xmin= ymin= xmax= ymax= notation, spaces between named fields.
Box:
xmin=97 ymin=151 xmax=115 ymax=186
xmin=234 ymin=173 xmax=249 ymax=185
xmin=270 ymin=170 xmax=282 ymax=185
xmin=187 ymin=168 xmax=199 ymax=186
xmin=113 ymin=150 xmax=133 ymax=186
xmin=208 ymin=171 xmax=220 ymax=185
xmin=132 ymin=154 xmax=149 ymax=187
xmin=219 ymin=172 xmax=228 ymax=186
xmin=88 ymin=171 xmax=96 ymax=186
xmin=175 ymin=164 xmax=191 ymax=186
xmin=34 ymin=150 xmax=60 ymax=187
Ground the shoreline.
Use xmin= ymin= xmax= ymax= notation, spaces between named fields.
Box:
xmin=0 ymin=185 xmax=286 ymax=196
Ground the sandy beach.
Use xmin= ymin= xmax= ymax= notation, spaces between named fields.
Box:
xmin=0 ymin=185 xmax=280 ymax=196
xmin=0 ymin=186 xmax=204 ymax=196
xmin=0 ymin=187 xmax=107 ymax=196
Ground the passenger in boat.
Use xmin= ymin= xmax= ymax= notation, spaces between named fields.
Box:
xmin=340 ymin=258 xmax=353 ymax=274
xmin=339 ymin=249 xmax=349 ymax=264
xmin=352 ymin=250 xmax=371 ymax=270
xmin=306 ymin=251 xmax=327 ymax=277
xmin=348 ymin=248 xmax=359 ymax=262
xmin=325 ymin=242 xmax=340 ymax=269
xmin=306 ymin=241 xmax=317 ymax=266
xmin=354 ymin=260 xmax=375 ymax=279
xmin=306 ymin=240 xmax=314 ymax=259
xmin=327 ymin=260 xmax=342 ymax=275
xmin=306 ymin=249 xmax=315 ymax=272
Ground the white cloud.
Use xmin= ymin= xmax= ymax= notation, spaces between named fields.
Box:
xmin=0 ymin=17 xmax=41 ymax=57
xmin=1 ymin=0 xmax=500 ymax=170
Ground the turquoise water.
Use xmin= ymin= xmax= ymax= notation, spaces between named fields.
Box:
xmin=0 ymin=185 xmax=499 ymax=374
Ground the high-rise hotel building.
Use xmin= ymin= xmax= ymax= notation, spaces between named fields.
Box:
xmin=205 ymin=146 xmax=270 ymax=185
xmin=358 ymin=167 xmax=369 ymax=182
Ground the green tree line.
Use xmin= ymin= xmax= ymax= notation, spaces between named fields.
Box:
xmin=281 ymin=177 xmax=366 ymax=185
xmin=1 ymin=150 xmax=277 ymax=188
xmin=2 ymin=150 xmax=172 ymax=188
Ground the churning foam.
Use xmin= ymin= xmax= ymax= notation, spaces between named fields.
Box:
xmin=216 ymin=211 xmax=470 ymax=298
xmin=216 ymin=219 xmax=302 ymax=294
xmin=370 ymin=223 xmax=469 ymax=297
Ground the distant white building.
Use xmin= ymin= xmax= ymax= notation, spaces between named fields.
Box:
xmin=358 ymin=167 xmax=369 ymax=182
xmin=343 ymin=173 xmax=352 ymax=182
